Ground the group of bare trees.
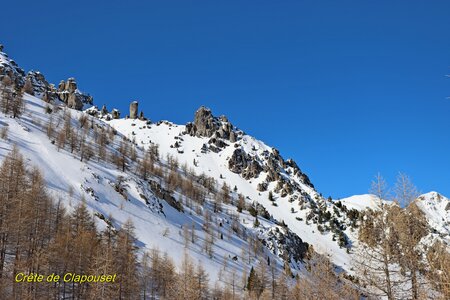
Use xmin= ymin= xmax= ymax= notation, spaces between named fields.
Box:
xmin=1 ymin=76 xmax=24 ymax=118
xmin=242 ymin=252 xmax=358 ymax=300
xmin=46 ymin=108 xmax=132 ymax=168
xmin=0 ymin=147 xmax=139 ymax=299
xmin=356 ymin=173 xmax=449 ymax=300
xmin=0 ymin=146 xmax=358 ymax=300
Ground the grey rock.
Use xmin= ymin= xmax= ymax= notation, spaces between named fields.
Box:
xmin=149 ymin=180 xmax=183 ymax=212
xmin=230 ymin=131 xmax=237 ymax=143
xmin=112 ymin=109 xmax=120 ymax=119
xmin=228 ymin=148 xmax=249 ymax=174
xmin=67 ymin=93 xmax=84 ymax=110
xmin=185 ymin=106 xmax=242 ymax=146
xmin=263 ymin=226 xmax=310 ymax=263
xmin=65 ymin=77 xmax=77 ymax=93
xmin=56 ymin=78 xmax=93 ymax=110
xmin=130 ymin=101 xmax=138 ymax=119
xmin=101 ymin=105 xmax=108 ymax=115
xmin=58 ymin=80 xmax=65 ymax=92
xmin=257 ymin=182 xmax=268 ymax=192
xmin=242 ymin=160 xmax=263 ymax=180
xmin=299 ymin=173 xmax=314 ymax=188
xmin=228 ymin=148 xmax=263 ymax=179
xmin=189 ymin=106 xmax=219 ymax=137
xmin=26 ymin=71 xmax=54 ymax=99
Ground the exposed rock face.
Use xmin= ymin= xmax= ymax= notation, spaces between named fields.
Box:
xmin=56 ymin=78 xmax=93 ymax=110
xmin=67 ymin=93 xmax=83 ymax=110
xmin=185 ymin=106 xmax=242 ymax=146
xmin=1 ymin=45 xmax=93 ymax=109
xmin=1 ymin=46 xmax=59 ymax=102
xmin=273 ymin=179 xmax=295 ymax=198
xmin=285 ymin=158 xmax=301 ymax=175
xmin=242 ymin=160 xmax=263 ymax=180
xmin=186 ymin=106 xmax=219 ymax=137
xmin=112 ymin=109 xmax=120 ymax=119
xmin=58 ymin=80 xmax=65 ymax=91
xmin=65 ymin=77 xmax=77 ymax=93
xmin=261 ymin=226 xmax=310 ymax=263
xmin=0 ymin=47 xmax=26 ymax=89
xmin=130 ymin=101 xmax=138 ymax=119
xmin=257 ymin=182 xmax=268 ymax=192
xmin=227 ymin=137 xmax=314 ymax=199
xmin=299 ymin=173 xmax=313 ymax=188
xmin=101 ymin=105 xmax=108 ymax=115
xmin=228 ymin=148 xmax=249 ymax=174
xmin=24 ymin=71 xmax=58 ymax=100
xmin=149 ymin=180 xmax=183 ymax=212
xmin=230 ymin=131 xmax=237 ymax=143
xmin=228 ymin=148 xmax=263 ymax=180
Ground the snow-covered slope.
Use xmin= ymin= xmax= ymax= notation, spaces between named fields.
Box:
xmin=2 ymin=94 xmax=301 ymax=281
xmin=416 ymin=192 xmax=450 ymax=242
xmin=339 ymin=194 xmax=383 ymax=211
xmin=105 ymin=114 xmax=353 ymax=270
xmin=102 ymin=108 xmax=450 ymax=273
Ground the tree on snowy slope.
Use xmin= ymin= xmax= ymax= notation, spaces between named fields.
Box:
xmin=1 ymin=77 xmax=24 ymax=118
xmin=393 ymin=173 xmax=429 ymax=300
xmin=0 ymin=76 xmax=13 ymax=115
xmin=356 ymin=173 xmax=436 ymax=299
xmin=115 ymin=219 xmax=139 ymax=299
xmin=356 ymin=175 xmax=403 ymax=300
xmin=426 ymin=241 xmax=450 ymax=299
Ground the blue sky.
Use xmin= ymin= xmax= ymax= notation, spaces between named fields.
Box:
xmin=1 ymin=0 xmax=449 ymax=198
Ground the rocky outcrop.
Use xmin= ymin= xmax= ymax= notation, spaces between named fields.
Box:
xmin=185 ymin=106 xmax=242 ymax=144
xmin=0 ymin=46 xmax=26 ymax=89
xmin=228 ymin=148 xmax=249 ymax=174
xmin=1 ymin=47 xmax=58 ymax=102
xmin=273 ymin=179 xmax=295 ymax=198
xmin=101 ymin=105 xmax=108 ymax=115
xmin=228 ymin=148 xmax=263 ymax=180
xmin=243 ymin=160 xmax=263 ymax=180
xmin=228 ymin=139 xmax=314 ymax=199
xmin=257 ymin=182 xmax=268 ymax=192
xmin=261 ymin=226 xmax=310 ymax=263
xmin=186 ymin=106 xmax=219 ymax=137
xmin=299 ymin=173 xmax=313 ymax=188
xmin=285 ymin=158 xmax=301 ymax=176
xmin=112 ymin=109 xmax=120 ymax=119
xmin=149 ymin=180 xmax=183 ymax=212
xmin=130 ymin=101 xmax=138 ymax=119
xmin=24 ymin=71 xmax=60 ymax=102
xmin=57 ymin=78 xmax=93 ymax=110
xmin=25 ymin=71 xmax=51 ymax=97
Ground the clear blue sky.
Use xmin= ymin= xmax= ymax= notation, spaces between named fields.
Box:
xmin=1 ymin=0 xmax=449 ymax=198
